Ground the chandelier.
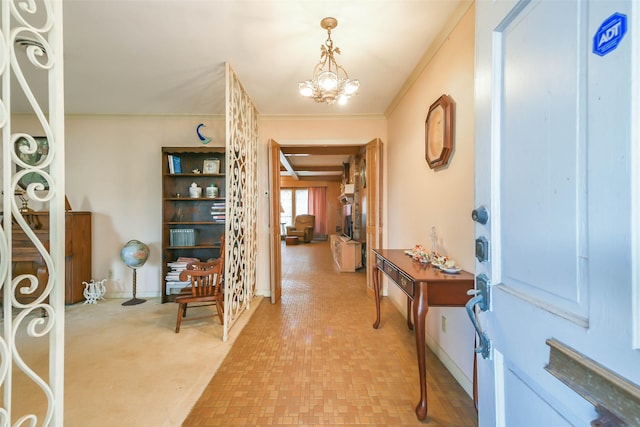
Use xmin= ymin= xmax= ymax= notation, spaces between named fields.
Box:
xmin=299 ymin=17 xmax=360 ymax=105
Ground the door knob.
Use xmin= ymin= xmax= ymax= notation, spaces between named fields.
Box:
xmin=471 ymin=206 xmax=489 ymax=224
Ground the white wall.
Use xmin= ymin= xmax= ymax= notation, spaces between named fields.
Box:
xmin=385 ymin=4 xmax=476 ymax=396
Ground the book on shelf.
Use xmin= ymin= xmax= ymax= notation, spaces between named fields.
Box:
xmin=166 ymin=262 xmax=187 ymax=270
xmin=165 ymin=280 xmax=191 ymax=295
xmin=167 ymin=257 xmax=199 ymax=269
xmin=172 ymin=155 xmax=182 ymax=174
xmin=177 ymin=258 xmax=199 ymax=264
xmin=168 ymin=154 xmax=182 ymax=174
xmin=169 ymin=229 xmax=196 ymax=246
xmin=166 ymin=257 xmax=199 ymax=270
xmin=165 ymin=256 xmax=201 ymax=294
xmin=210 ymin=201 xmax=226 ymax=223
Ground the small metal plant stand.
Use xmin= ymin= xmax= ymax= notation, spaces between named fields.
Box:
xmin=83 ymin=279 xmax=107 ymax=304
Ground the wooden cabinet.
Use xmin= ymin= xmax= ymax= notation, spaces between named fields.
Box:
xmin=161 ymin=147 xmax=226 ymax=302
xmin=330 ymin=234 xmax=362 ymax=272
xmin=65 ymin=212 xmax=92 ymax=303
xmin=12 ymin=211 xmax=92 ymax=305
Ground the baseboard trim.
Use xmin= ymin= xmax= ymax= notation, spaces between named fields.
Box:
xmin=425 ymin=333 xmax=474 ymax=399
xmin=106 ymin=291 xmax=159 ymax=299
xmin=388 ymin=294 xmax=471 ymax=397
xmin=107 ymin=289 xmax=271 ymax=300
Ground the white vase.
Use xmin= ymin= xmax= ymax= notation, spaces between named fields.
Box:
xmin=189 ymin=183 xmax=202 ymax=198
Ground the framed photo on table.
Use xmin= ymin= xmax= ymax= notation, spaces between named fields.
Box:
xmin=203 ymin=159 xmax=220 ymax=174
xmin=15 ymin=136 xmax=49 ymax=190
xmin=425 ymin=94 xmax=455 ymax=170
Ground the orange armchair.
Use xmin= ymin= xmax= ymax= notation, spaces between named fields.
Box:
xmin=285 ymin=214 xmax=315 ymax=243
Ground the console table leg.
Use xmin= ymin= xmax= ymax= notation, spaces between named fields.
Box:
xmin=414 ymin=282 xmax=429 ymax=421
xmin=407 ymin=296 xmax=414 ymax=330
xmin=372 ymin=265 xmax=381 ymax=329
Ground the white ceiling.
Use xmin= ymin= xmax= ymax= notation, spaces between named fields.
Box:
xmin=11 ymin=0 xmax=471 ymax=117
xmin=12 ymin=1 xmax=471 ymax=180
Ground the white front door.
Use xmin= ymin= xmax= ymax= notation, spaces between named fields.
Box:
xmin=474 ymin=1 xmax=640 ymax=425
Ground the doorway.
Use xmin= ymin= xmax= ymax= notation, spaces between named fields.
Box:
xmin=268 ymin=139 xmax=382 ymax=303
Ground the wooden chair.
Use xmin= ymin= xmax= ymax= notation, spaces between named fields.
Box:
xmin=175 ymin=259 xmax=224 ymax=333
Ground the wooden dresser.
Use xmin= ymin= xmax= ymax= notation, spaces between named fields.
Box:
xmin=329 ymin=234 xmax=362 ymax=272
xmin=12 ymin=211 xmax=92 ymax=305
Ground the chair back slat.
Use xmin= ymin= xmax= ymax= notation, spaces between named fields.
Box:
xmin=179 ymin=259 xmax=223 ymax=298
xmin=207 ymin=234 xmax=225 ymax=289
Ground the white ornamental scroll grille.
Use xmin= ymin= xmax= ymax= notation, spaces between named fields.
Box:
xmin=1 ymin=1 xmax=66 ymax=425
xmin=223 ymin=63 xmax=258 ymax=342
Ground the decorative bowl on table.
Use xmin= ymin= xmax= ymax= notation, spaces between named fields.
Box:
xmin=430 ymin=254 xmax=450 ymax=268
xmin=441 ymin=265 xmax=462 ymax=274
xmin=406 ymin=245 xmax=430 ymax=263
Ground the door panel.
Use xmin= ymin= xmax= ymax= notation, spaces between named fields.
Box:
xmin=365 ymin=139 xmax=382 ymax=294
xmin=499 ymin=0 xmax=588 ymax=320
xmin=475 ymin=1 xmax=639 ymax=426
xmin=269 ymin=139 xmax=282 ymax=303
xmin=502 ymin=362 xmax=575 ymax=427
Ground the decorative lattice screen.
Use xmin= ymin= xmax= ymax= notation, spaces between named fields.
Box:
xmin=1 ymin=1 xmax=66 ymax=424
xmin=223 ymin=63 xmax=258 ymax=341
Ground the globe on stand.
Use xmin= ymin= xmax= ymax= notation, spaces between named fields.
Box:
xmin=120 ymin=239 xmax=150 ymax=306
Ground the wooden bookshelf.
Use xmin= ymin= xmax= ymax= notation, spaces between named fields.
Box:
xmin=161 ymin=147 xmax=225 ymax=302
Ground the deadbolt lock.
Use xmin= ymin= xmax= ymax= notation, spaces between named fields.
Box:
xmin=475 ymin=236 xmax=489 ymax=262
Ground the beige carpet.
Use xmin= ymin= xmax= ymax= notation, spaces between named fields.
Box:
xmin=12 ymin=295 xmax=262 ymax=426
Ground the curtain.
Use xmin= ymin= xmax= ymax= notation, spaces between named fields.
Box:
xmin=308 ymin=187 xmax=327 ymax=238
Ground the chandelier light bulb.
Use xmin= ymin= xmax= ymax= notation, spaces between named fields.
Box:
xmin=298 ymin=17 xmax=360 ymax=105
xmin=318 ymin=71 xmax=338 ymax=91
xmin=344 ymin=79 xmax=360 ymax=95
xmin=299 ymin=81 xmax=314 ymax=97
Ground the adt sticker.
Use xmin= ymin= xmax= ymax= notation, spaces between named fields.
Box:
xmin=593 ymin=13 xmax=627 ymax=56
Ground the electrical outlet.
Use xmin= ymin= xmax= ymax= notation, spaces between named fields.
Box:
xmin=441 ymin=315 xmax=447 ymax=333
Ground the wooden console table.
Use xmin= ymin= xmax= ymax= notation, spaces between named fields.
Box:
xmin=372 ymin=249 xmax=474 ymax=421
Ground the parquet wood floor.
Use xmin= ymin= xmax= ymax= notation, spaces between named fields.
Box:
xmin=183 ymin=240 xmax=477 ymax=426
